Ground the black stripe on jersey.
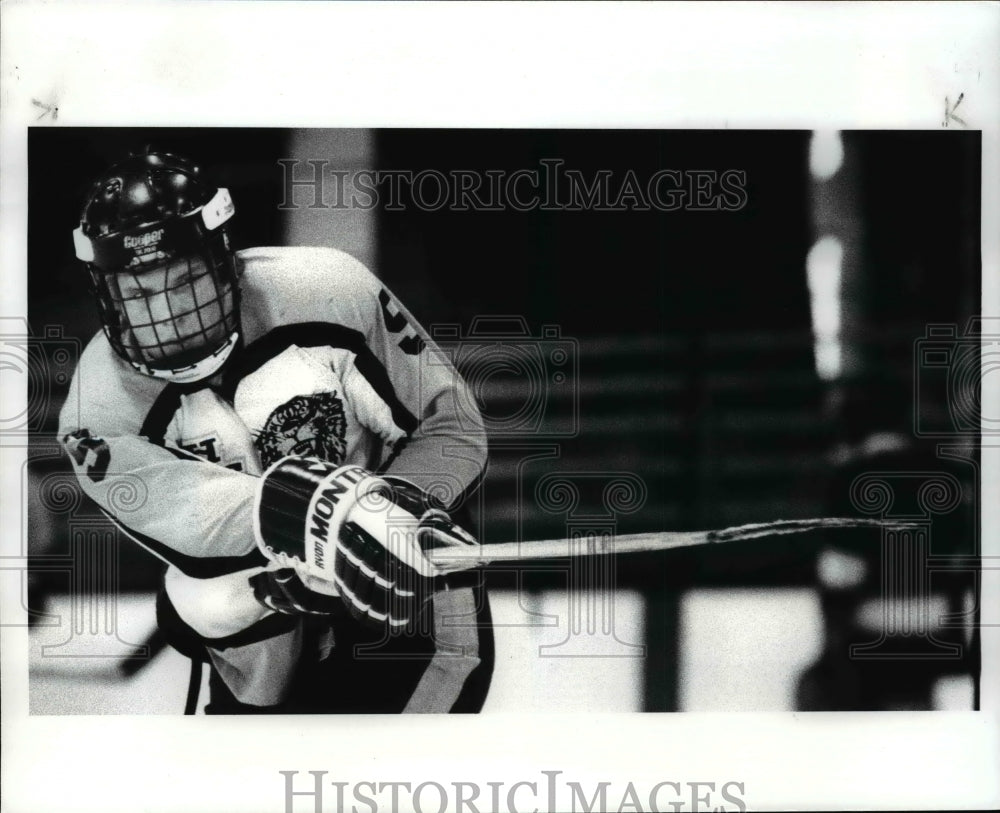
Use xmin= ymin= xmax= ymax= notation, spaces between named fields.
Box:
xmin=139 ymin=385 xmax=233 ymax=465
xmin=375 ymin=436 xmax=408 ymax=476
xmin=161 ymin=445 xmax=205 ymax=463
xmin=220 ymin=323 xmax=418 ymax=434
xmin=140 ymin=385 xmax=185 ymax=446
xmin=450 ymin=580 xmax=495 ymax=713
xmin=101 ymin=508 xmax=268 ymax=578
xmin=139 ymin=374 xmax=229 ymax=446
xmin=452 ymin=462 xmax=487 ymax=518
xmin=140 ymin=388 xmax=220 ymax=465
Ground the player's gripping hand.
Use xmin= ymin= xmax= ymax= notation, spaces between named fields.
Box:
xmin=252 ymin=457 xmax=475 ymax=631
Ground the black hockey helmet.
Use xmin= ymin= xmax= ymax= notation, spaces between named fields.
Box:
xmin=73 ymin=149 xmax=241 ymax=383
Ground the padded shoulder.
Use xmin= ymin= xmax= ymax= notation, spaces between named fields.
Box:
xmin=236 ymin=246 xmax=380 ymax=340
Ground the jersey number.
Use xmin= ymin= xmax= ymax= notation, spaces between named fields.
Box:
xmin=379 ymin=289 xmax=425 ymax=356
xmin=63 ymin=429 xmax=111 ymax=483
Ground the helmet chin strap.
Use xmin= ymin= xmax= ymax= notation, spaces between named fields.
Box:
xmin=129 ymin=331 xmax=240 ymax=384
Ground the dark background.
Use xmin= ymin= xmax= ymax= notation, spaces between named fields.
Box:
xmin=25 ymin=128 xmax=981 ymax=711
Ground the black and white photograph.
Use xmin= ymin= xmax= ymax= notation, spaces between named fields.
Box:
xmin=21 ymin=125 xmax=985 ymax=718
xmin=2 ymin=3 xmax=998 ymax=812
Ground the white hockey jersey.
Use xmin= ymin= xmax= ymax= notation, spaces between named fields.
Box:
xmin=59 ymin=246 xmax=486 ymax=572
xmin=58 ymin=247 xmax=489 ymax=708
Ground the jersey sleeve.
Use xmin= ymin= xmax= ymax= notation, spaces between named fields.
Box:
xmin=57 ymin=337 xmax=263 ymax=576
xmin=364 ymin=281 xmax=488 ymax=503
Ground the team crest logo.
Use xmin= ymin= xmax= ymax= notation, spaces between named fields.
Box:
xmin=257 ymin=392 xmax=348 ymax=468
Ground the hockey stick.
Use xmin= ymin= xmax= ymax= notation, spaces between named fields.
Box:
xmin=425 ymin=517 xmax=917 ymax=574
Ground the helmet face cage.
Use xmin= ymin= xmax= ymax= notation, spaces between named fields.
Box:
xmin=74 ymin=151 xmax=241 ymax=380
xmin=90 ymin=233 xmax=240 ymax=372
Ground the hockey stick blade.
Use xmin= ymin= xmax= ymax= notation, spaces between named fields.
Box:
xmin=426 ymin=517 xmax=920 ymax=574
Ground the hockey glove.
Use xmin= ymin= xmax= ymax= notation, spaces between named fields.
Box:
xmin=253 ymin=457 xmax=476 ymax=631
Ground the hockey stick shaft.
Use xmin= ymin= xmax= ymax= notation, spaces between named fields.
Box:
xmin=426 ymin=517 xmax=916 ymax=573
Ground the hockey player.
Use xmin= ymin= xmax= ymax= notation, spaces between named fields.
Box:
xmin=59 ymin=149 xmax=493 ymax=713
